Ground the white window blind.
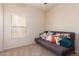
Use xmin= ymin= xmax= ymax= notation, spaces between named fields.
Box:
xmin=11 ymin=15 xmax=26 ymax=39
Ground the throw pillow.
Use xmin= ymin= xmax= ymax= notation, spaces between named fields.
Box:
xmin=47 ymin=31 xmax=53 ymax=36
xmin=51 ymin=35 xmax=57 ymax=43
xmin=56 ymin=33 xmax=61 ymax=37
xmin=40 ymin=33 xmax=47 ymax=40
xmin=46 ymin=35 xmax=52 ymax=42
xmin=64 ymin=33 xmax=70 ymax=38
xmin=59 ymin=37 xmax=72 ymax=48
xmin=51 ymin=35 xmax=61 ymax=44
xmin=55 ymin=37 xmax=62 ymax=45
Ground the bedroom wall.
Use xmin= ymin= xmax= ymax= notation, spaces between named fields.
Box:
xmin=46 ymin=3 xmax=79 ymax=52
xmin=3 ymin=4 xmax=45 ymax=49
xmin=0 ymin=4 xmax=3 ymax=51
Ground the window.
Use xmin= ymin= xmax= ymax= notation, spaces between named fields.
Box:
xmin=11 ymin=15 xmax=26 ymax=39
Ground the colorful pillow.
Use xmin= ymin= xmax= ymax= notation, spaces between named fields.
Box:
xmin=56 ymin=33 xmax=70 ymax=38
xmin=59 ymin=37 xmax=72 ymax=48
xmin=46 ymin=35 xmax=62 ymax=44
xmin=47 ymin=31 xmax=53 ymax=36
xmin=40 ymin=33 xmax=47 ymax=39
xmin=46 ymin=35 xmax=62 ymax=45
xmin=55 ymin=37 xmax=62 ymax=45
xmin=46 ymin=35 xmax=57 ymax=43
xmin=51 ymin=35 xmax=57 ymax=43
xmin=64 ymin=33 xmax=70 ymax=38
xmin=53 ymin=33 xmax=62 ymax=45
xmin=46 ymin=35 xmax=52 ymax=42
xmin=40 ymin=31 xmax=53 ymax=40
xmin=56 ymin=33 xmax=61 ymax=37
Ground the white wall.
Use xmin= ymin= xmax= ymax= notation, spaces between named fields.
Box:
xmin=0 ymin=4 xmax=3 ymax=51
xmin=46 ymin=4 xmax=79 ymax=52
xmin=3 ymin=4 xmax=45 ymax=49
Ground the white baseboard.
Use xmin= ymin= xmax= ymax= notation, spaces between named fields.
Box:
xmin=25 ymin=40 xmax=36 ymax=46
xmin=1 ymin=40 xmax=36 ymax=51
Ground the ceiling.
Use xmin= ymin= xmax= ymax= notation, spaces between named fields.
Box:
xmin=23 ymin=3 xmax=58 ymax=11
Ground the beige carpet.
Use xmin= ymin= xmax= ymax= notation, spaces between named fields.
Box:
xmin=0 ymin=43 xmax=78 ymax=56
